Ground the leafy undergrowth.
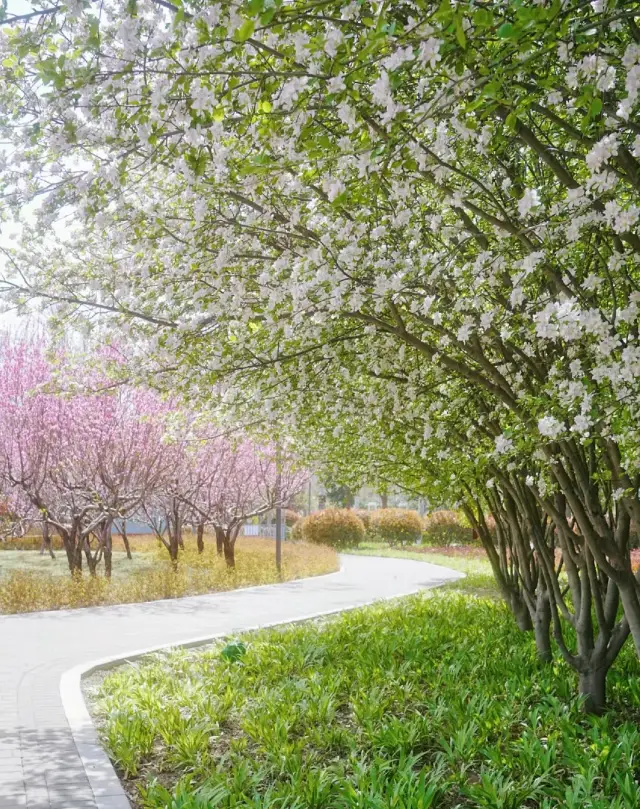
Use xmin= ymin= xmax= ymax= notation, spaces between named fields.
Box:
xmin=0 ymin=539 xmax=338 ymax=614
xmin=92 ymin=592 xmax=640 ymax=809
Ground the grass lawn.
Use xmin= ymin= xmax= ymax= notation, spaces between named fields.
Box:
xmin=0 ymin=538 xmax=338 ymax=614
xmin=0 ymin=550 xmax=158 ymax=579
xmin=352 ymin=541 xmax=499 ymax=597
xmin=89 ymin=570 xmax=640 ymax=809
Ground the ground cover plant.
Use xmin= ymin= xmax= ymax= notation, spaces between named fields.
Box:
xmin=0 ymin=538 xmax=338 ymax=614
xmin=91 ymin=588 xmax=640 ymax=809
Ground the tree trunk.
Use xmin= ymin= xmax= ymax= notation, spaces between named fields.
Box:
xmin=61 ymin=527 xmax=83 ymax=575
xmin=579 ymin=667 xmax=608 ymax=715
xmin=84 ymin=538 xmax=98 ymax=576
xmin=120 ymin=522 xmax=132 ymax=560
xmin=76 ymin=542 xmax=83 ymax=572
xmin=104 ymin=531 xmax=113 ymax=579
xmin=380 ymin=493 xmax=388 ymax=509
xmin=40 ymin=521 xmax=55 ymax=559
xmin=196 ymin=522 xmax=205 ymax=554
xmin=508 ymin=590 xmax=533 ymax=632
xmin=617 ymin=581 xmax=640 ymax=657
xmin=532 ymin=592 xmax=552 ymax=663
xmin=223 ymin=533 xmax=235 ymax=568
xmin=169 ymin=533 xmax=179 ymax=570
xmin=215 ymin=527 xmax=224 ymax=556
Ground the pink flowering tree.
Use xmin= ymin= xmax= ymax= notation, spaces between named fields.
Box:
xmin=174 ymin=437 xmax=307 ymax=568
xmin=0 ymin=337 xmax=171 ymax=576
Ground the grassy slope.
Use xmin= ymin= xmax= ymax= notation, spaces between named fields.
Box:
xmin=91 ymin=549 xmax=640 ymax=809
xmin=0 ymin=538 xmax=338 ymax=614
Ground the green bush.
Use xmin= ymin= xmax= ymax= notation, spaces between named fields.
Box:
xmin=300 ymin=508 xmax=365 ymax=549
xmin=422 ymin=510 xmax=474 ymax=546
xmin=369 ymin=508 xmax=423 ymax=546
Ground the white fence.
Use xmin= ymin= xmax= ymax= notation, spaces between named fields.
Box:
xmin=242 ymin=523 xmax=288 ymax=539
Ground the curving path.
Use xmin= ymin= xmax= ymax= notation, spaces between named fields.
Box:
xmin=0 ymin=554 xmax=462 ymax=809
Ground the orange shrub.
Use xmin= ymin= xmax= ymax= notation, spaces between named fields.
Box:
xmin=353 ymin=509 xmax=372 ymax=530
xmin=370 ymin=509 xmax=423 ymax=546
xmin=290 ymin=519 xmax=304 ymax=541
xmin=422 ymin=511 xmax=473 ymax=546
xmin=284 ymin=509 xmax=301 ymax=527
xmin=300 ymin=509 xmax=365 ymax=549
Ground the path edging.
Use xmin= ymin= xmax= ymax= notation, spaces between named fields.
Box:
xmin=60 ymin=564 xmax=463 ymax=809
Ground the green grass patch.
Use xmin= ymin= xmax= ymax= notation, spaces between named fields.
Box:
xmin=90 ymin=592 xmax=640 ymax=809
xmin=352 ymin=542 xmax=497 ymax=597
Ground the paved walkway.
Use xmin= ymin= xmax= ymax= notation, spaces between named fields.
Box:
xmin=0 ymin=554 xmax=462 ymax=809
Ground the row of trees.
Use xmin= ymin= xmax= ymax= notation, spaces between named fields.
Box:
xmin=1 ymin=0 xmax=640 ymax=711
xmin=0 ymin=337 xmax=305 ymax=572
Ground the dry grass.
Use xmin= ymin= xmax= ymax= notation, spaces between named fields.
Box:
xmin=0 ymin=537 xmax=339 ymax=615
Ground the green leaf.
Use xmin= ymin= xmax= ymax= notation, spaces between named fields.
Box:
xmin=497 ymin=23 xmax=515 ymax=38
xmin=455 ymin=16 xmax=467 ymax=49
xmin=260 ymin=6 xmax=276 ymax=25
xmin=504 ymin=111 xmax=518 ymax=132
xmin=235 ymin=18 xmax=255 ymax=42
xmin=221 ymin=641 xmax=247 ymax=662
xmin=474 ymin=8 xmax=492 ymax=27
xmin=590 ymin=97 xmax=603 ymax=118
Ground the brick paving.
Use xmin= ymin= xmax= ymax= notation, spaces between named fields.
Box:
xmin=0 ymin=554 xmax=461 ymax=808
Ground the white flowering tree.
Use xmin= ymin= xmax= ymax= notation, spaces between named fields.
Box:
xmin=2 ymin=0 xmax=640 ymax=708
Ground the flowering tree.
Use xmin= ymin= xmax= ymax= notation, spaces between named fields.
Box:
xmin=0 ymin=337 xmax=170 ymax=575
xmin=164 ymin=435 xmax=307 ymax=567
xmin=2 ymin=0 xmax=640 ymax=708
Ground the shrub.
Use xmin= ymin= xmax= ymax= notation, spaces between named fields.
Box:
xmin=369 ymin=508 xmax=423 ymax=546
xmin=353 ymin=509 xmax=372 ymax=530
xmin=284 ymin=509 xmax=301 ymax=527
xmin=290 ymin=519 xmax=304 ymax=541
xmin=422 ymin=511 xmax=473 ymax=546
xmin=300 ymin=509 xmax=365 ymax=550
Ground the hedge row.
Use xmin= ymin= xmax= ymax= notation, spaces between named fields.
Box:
xmin=295 ymin=508 xmax=477 ymax=549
